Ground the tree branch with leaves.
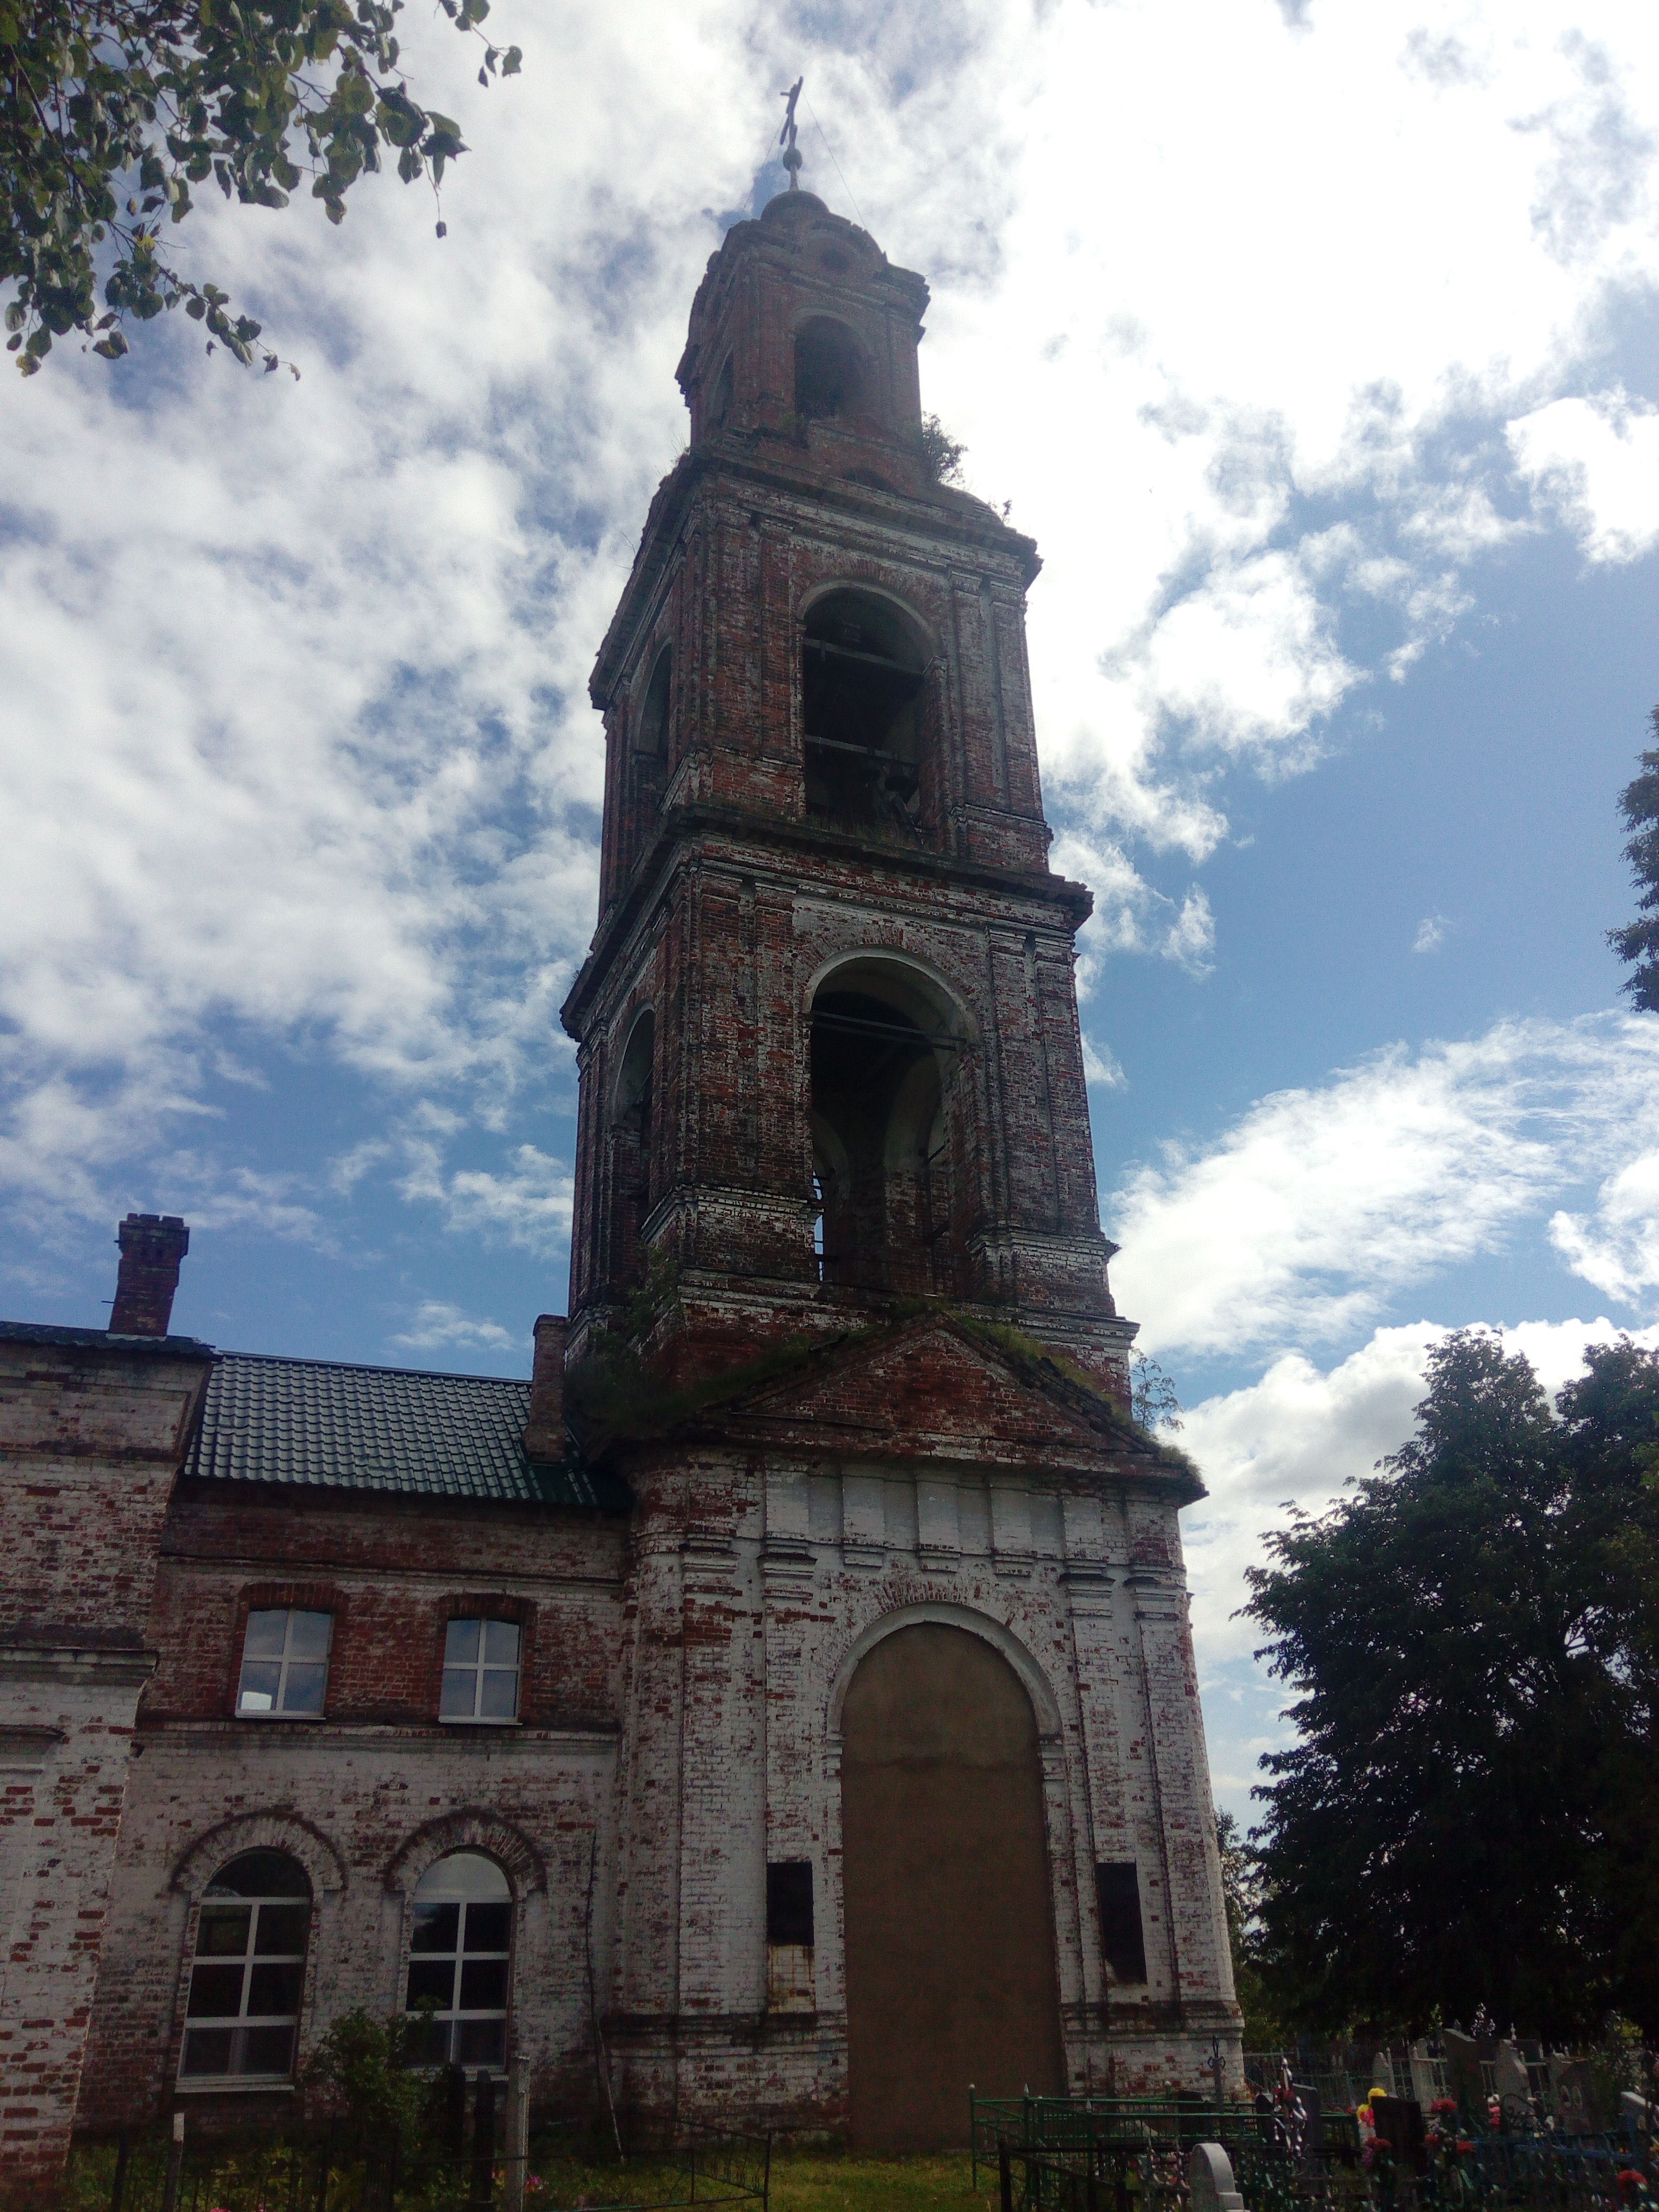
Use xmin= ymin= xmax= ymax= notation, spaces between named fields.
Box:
xmin=1610 ymin=708 xmax=1659 ymax=1013
xmin=2 ymin=0 xmax=518 ymax=373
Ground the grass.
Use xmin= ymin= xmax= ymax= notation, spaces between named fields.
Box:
xmin=769 ymin=2149 xmax=1000 ymax=2211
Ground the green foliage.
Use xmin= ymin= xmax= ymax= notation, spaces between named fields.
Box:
xmin=1609 ymin=711 xmax=1659 ymax=1012
xmin=2 ymin=0 xmax=521 ymax=373
xmin=301 ymin=2006 xmax=432 ymax=2150
xmin=916 ymin=411 xmax=965 ymax=485
xmin=1216 ymin=1807 xmax=1291 ymax=2047
xmin=1243 ymin=1329 xmax=1659 ymax=2040
xmin=1132 ymin=1352 xmax=1184 ymax=1432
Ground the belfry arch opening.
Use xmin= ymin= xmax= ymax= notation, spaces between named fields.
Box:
xmin=609 ymin=1009 xmax=655 ymax=1286
xmin=809 ymin=959 xmax=973 ymax=1295
xmin=802 ymin=589 xmax=926 ymax=836
xmin=794 ymin=316 xmax=866 ymax=422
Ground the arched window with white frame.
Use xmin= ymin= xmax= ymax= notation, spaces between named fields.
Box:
xmin=404 ymin=1850 xmax=513 ymax=2069
xmin=179 ymin=1850 xmax=311 ymax=2082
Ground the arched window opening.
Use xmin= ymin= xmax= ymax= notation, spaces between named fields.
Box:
xmin=180 ymin=1851 xmax=311 ymax=2082
xmin=610 ymin=1009 xmax=656 ymax=1286
xmin=636 ymin=646 xmax=671 ymax=759
xmin=794 ymin=317 xmax=866 ymax=422
xmin=810 ymin=962 xmax=971 ymax=1295
xmin=803 ymin=589 xmax=925 ymax=836
xmin=405 ymin=1850 xmax=512 ymax=2069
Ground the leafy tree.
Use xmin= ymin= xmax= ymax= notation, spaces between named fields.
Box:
xmin=2 ymin=0 xmax=519 ymax=374
xmin=1215 ymin=1807 xmax=1291 ymax=2048
xmin=1609 ymin=710 xmax=1659 ymax=1012
xmin=1243 ymin=1329 xmax=1659 ymax=2040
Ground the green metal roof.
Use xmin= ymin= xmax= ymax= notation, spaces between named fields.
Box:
xmin=187 ymin=1351 xmax=629 ymax=1511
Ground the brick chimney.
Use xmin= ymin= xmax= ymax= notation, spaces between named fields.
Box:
xmin=522 ymin=1313 xmax=567 ymax=1462
xmin=107 ymin=1213 xmax=190 ymax=1337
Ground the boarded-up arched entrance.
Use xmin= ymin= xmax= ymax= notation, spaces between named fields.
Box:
xmin=840 ymin=1622 xmax=1065 ymax=2150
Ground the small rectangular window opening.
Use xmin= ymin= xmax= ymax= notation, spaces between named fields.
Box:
xmin=1096 ymin=1859 xmax=1148 ymax=1985
xmin=767 ymin=1860 xmax=814 ymax=1948
xmin=237 ymin=1608 xmax=332 ymax=1718
xmin=766 ymin=1859 xmax=815 ymax=2013
xmin=441 ymin=1618 xmax=522 ymax=1723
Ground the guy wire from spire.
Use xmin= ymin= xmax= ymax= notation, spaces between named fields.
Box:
xmin=805 ymin=92 xmax=867 ymax=228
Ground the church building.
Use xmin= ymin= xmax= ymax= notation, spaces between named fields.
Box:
xmin=0 ymin=172 xmax=1239 ymax=2187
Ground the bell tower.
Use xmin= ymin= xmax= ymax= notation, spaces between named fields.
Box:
xmin=562 ymin=175 xmax=1237 ymax=2142
xmin=563 ymin=182 xmax=1130 ymax=1390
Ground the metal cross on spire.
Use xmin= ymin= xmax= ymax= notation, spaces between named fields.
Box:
xmin=780 ymin=77 xmax=805 ymax=189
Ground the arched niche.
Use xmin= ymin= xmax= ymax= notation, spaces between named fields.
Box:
xmin=609 ymin=1008 xmax=656 ymax=1288
xmin=794 ymin=315 xmax=867 ymax=422
xmin=801 ymin=587 xmax=930 ymax=839
xmin=839 ymin=1622 xmax=1065 ymax=2149
xmin=808 ymin=954 xmax=977 ymax=1295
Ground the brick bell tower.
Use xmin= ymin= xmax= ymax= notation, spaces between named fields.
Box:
xmin=562 ymin=170 xmax=1238 ymax=2146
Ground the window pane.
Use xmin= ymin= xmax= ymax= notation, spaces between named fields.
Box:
xmin=458 ymin=1959 xmax=508 ymax=2011
xmin=187 ymin=1964 xmax=246 ymax=2018
xmin=456 ymin=2018 xmax=506 ymax=2068
xmin=445 ymin=1618 xmax=481 ymax=1665
xmin=196 ymin=1906 xmax=252 ymax=1957
xmin=240 ymin=2025 xmax=297 ymax=2076
xmin=237 ymin=1665 xmax=282 ymax=1714
xmin=411 ymin=1901 xmax=460 ymax=1953
xmin=482 ymin=1621 xmax=520 ymax=1666
xmin=406 ymin=1959 xmax=456 ymax=2009
xmin=287 ymin=1610 xmax=333 ymax=1659
xmin=242 ymin=1610 xmax=288 ymax=1658
xmin=248 ymin=1960 xmax=305 ymax=2015
xmin=254 ymin=1904 xmax=311 ymax=1956
xmin=466 ymin=1902 xmax=512 ymax=1952
xmin=279 ymin=1662 xmax=328 ymax=1716
xmin=180 ymin=2027 xmax=234 ymax=2076
xmin=479 ymin=1669 xmax=518 ymax=1720
xmin=440 ymin=1671 xmax=477 ymax=1720
xmin=415 ymin=1851 xmax=507 ymax=1902
xmin=213 ymin=1851 xmax=309 ymax=1899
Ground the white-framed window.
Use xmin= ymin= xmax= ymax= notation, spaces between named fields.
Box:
xmin=404 ymin=1850 xmax=512 ymax=2068
xmin=237 ymin=1607 xmax=332 ymax=1717
xmin=179 ymin=1851 xmax=311 ymax=2082
xmin=440 ymin=1619 xmax=521 ymax=1723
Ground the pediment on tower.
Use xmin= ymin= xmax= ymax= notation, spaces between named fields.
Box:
xmin=608 ymin=1310 xmax=1203 ymax=1501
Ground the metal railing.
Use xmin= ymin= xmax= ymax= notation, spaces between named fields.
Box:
xmin=68 ymin=2116 xmax=771 ymax=2212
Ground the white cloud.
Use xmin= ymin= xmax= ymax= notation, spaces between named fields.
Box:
xmin=391 ymin=1301 xmax=520 ymax=1357
xmin=397 ymin=1135 xmax=575 ymax=1256
xmin=1509 ymin=391 xmax=1659 ymax=563
xmin=1111 ymin=1013 xmax=1659 ymax=1358
xmin=1081 ymin=1036 xmax=1127 ymax=1090
xmin=1413 ymin=913 xmax=1447 ymax=953
xmin=1549 ymin=1147 xmax=1659 ymax=1300
xmin=1050 ymin=832 xmax=1216 ymax=988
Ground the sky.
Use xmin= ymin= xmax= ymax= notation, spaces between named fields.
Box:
xmin=3 ymin=0 xmax=1658 ymax=1821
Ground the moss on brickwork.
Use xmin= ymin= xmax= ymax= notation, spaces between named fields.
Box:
xmin=566 ymin=1290 xmax=1199 ymax=1486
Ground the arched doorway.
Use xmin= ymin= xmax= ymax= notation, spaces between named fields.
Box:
xmin=840 ymin=1623 xmax=1065 ymax=2150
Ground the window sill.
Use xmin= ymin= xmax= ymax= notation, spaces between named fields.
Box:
xmin=235 ymin=1713 xmax=327 ymax=1724
xmin=438 ymin=1716 xmax=521 ymax=1729
xmin=175 ymin=2078 xmax=297 ymax=2096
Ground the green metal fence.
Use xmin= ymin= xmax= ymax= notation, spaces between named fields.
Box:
xmin=66 ymin=2119 xmax=772 ymax=2212
xmin=969 ymin=2092 xmax=1654 ymax=2212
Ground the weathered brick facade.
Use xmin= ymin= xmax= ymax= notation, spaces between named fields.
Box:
xmin=0 ymin=182 xmax=1239 ymax=2184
